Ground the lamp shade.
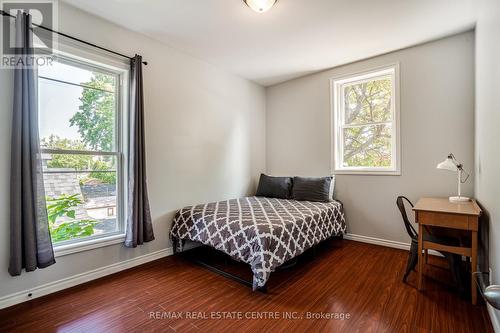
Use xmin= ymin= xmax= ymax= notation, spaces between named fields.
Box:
xmin=437 ymin=158 xmax=458 ymax=172
xmin=244 ymin=0 xmax=277 ymax=13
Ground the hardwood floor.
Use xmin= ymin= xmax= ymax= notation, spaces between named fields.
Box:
xmin=0 ymin=240 xmax=493 ymax=333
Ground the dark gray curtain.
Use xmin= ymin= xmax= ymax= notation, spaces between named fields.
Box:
xmin=9 ymin=12 xmax=55 ymax=276
xmin=125 ymin=55 xmax=155 ymax=247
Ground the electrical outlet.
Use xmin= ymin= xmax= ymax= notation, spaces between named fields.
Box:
xmin=489 ymin=267 xmax=493 ymax=285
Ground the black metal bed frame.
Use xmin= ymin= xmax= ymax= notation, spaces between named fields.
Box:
xmin=173 ymin=234 xmax=343 ymax=293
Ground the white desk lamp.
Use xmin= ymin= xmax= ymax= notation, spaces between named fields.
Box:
xmin=436 ymin=153 xmax=470 ymax=202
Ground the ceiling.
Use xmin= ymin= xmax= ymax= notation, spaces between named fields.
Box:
xmin=62 ymin=0 xmax=477 ymax=86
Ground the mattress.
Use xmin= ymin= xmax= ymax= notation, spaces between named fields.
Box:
xmin=170 ymin=196 xmax=346 ymax=290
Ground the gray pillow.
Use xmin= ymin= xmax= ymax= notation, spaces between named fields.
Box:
xmin=255 ymin=174 xmax=293 ymax=199
xmin=292 ymin=176 xmax=335 ymax=202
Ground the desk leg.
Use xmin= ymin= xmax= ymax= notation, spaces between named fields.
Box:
xmin=471 ymin=230 xmax=478 ymax=305
xmin=418 ymin=223 xmax=423 ymax=291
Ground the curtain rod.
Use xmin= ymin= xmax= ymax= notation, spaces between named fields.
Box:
xmin=0 ymin=10 xmax=148 ymax=65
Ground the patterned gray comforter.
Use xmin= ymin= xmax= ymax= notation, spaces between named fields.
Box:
xmin=170 ymin=196 xmax=346 ymax=290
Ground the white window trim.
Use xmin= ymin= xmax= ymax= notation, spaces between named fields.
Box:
xmin=39 ymin=43 xmax=130 ymax=254
xmin=54 ymin=234 xmax=126 ymax=257
xmin=330 ymin=63 xmax=401 ymax=176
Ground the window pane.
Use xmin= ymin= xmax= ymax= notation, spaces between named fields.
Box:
xmin=39 ymin=67 xmax=117 ymax=152
xmin=343 ymin=124 xmax=392 ymax=167
xmin=39 ymin=60 xmax=116 ymax=92
xmin=343 ymin=76 xmax=392 ymax=125
xmin=42 ymin=154 xmax=118 ymax=243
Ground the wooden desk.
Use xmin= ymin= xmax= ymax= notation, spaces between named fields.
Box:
xmin=413 ymin=197 xmax=482 ymax=304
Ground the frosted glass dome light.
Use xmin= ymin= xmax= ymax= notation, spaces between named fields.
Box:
xmin=244 ymin=0 xmax=278 ymax=13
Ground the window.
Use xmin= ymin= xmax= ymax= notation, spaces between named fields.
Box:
xmin=38 ymin=53 xmax=128 ymax=252
xmin=331 ymin=64 xmax=400 ymax=175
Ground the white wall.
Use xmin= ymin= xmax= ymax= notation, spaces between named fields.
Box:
xmin=476 ymin=0 xmax=500 ymax=329
xmin=266 ymin=32 xmax=475 ymax=244
xmin=0 ymin=4 xmax=266 ymax=299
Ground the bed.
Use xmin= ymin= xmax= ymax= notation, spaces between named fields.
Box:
xmin=170 ymin=196 xmax=346 ymax=291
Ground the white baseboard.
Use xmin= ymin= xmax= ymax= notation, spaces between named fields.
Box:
xmin=344 ymin=233 xmax=441 ymax=256
xmin=488 ymin=304 xmax=500 ymax=333
xmin=0 ymin=247 xmax=173 ymax=310
xmin=344 ymin=233 xmax=410 ymax=250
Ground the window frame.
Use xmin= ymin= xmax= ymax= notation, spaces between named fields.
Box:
xmin=330 ymin=63 xmax=401 ymax=175
xmin=38 ymin=49 xmax=130 ymax=256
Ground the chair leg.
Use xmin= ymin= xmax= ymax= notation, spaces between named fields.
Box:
xmin=404 ymin=240 xmax=419 ymax=282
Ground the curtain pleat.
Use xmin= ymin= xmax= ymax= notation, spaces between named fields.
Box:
xmin=125 ymin=55 xmax=154 ymax=247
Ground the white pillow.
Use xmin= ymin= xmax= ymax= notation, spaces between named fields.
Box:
xmin=329 ymin=175 xmax=336 ymax=201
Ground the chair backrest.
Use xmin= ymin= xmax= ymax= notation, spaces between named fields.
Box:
xmin=396 ymin=196 xmax=417 ymax=240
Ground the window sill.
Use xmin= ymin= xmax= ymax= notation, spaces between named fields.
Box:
xmin=54 ymin=234 xmax=126 ymax=257
xmin=334 ymin=169 xmax=401 ymax=176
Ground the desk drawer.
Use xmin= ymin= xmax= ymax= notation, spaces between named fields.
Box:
xmin=417 ymin=211 xmax=477 ymax=230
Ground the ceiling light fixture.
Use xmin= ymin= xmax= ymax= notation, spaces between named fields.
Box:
xmin=243 ymin=0 xmax=278 ymax=13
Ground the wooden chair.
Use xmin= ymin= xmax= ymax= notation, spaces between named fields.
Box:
xmin=396 ymin=196 xmax=463 ymax=287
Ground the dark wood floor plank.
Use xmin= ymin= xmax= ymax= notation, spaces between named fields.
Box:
xmin=0 ymin=240 xmax=493 ymax=333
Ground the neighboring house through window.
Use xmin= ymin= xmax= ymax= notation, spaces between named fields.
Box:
xmin=331 ymin=64 xmax=400 ymax=175
xmin=38 ymin=48 xmax=128 ymax=254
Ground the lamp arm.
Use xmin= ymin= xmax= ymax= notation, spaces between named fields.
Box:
xmin=448 ymin=153 xmax=469 ymax=183
xmin=448 ymin=153 xmax=460 ymax=167
xmin=461 ymin=169 xmax=470 ymax=184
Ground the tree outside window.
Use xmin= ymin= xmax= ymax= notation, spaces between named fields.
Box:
xmin=39 ymin=59 xmax=124 ymax=244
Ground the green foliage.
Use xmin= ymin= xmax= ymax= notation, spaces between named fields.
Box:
xmin=41 ymin=135 xmax=87 ymax=151
xmin=47 ymin=193 xmax=80 ymax=223
xmin=46 ymin=194 xmax=97 ymax=243
xmin=344 ymin=125 xmax=391 ymax=167
xmin=41 ymin=135 xmax=116 ymax=185
xmin=88 ymin=160 xmax=117 ymax=185
xmin=342 ymin=78 xmax=392 ymax=167
xmin=41 ymin=135 xmax=92 ymax=170
xmin=344 ymin=78 xmax=392 ymax=125
xmin=69 ymin=73 xmax=116 ymax=151
xmin=50 ymin=220 xmax=96 ymax=243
